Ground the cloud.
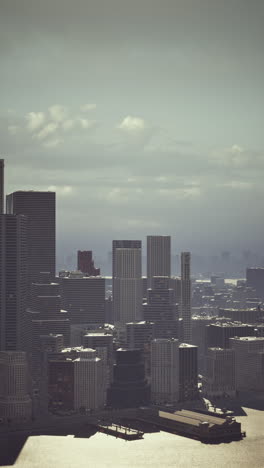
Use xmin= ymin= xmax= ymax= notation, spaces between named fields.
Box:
xmin=62 ymin=119 xmax=75 ymax=131
xmin=36 ymin=122 xmax=58 ymax=140
xmin=80 ymin=103 xmax=97 ymax=112
xmin=49 ymin=105 xmax=68 ymax=122
xmin=47 ymin=185 xmax=73 ymax=195
xmin=8 ymin=125 xmax=19 ymax=135
xmin=78 ymin=118 xmax=97 ymax=129
xmin=118 ymin=116 xmax=147 ymax=133
xmin=26 ymin=112 xmax=46 ymax=131
xmin=44 ymin=138 xmax=63 ymax=148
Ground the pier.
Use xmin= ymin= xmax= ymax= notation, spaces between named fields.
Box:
xmin=96 ymin=423 xmax=144 ymax=440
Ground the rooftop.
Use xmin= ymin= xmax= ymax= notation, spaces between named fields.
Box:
xmin=159 ymin=410 xmax=231 ymax=428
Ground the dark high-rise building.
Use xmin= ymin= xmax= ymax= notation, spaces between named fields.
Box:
xmin=6 ymin=191 xmax=56 ymax=283
xmin=143 ymin=276 xmax=179 ymax=339
xmin=0 ymin=159 xmax=4 ymax=214
xmin=147 ymin=236 xmax=171 ymax=288
xmin=77 ymin=251 xmax=100 ymax=276
xmin=205 ymin=321 xmax=256 ymax=349
xmin=179 ymin=343 xmax=198 ymax=401
xmin=181 ymin=252 xmax=192 ymax=343
xmin=60 ymin=275 xmax=105 ymax=324
xmin=0 ymin=214 xmax=28 ymax=351
xmin=246 ymin=268 xmax=264 ymax=299
xmin=107 ymin=348 xmax=150 ymax=408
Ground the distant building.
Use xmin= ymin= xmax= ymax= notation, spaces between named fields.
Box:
xmin=6 ymin=191 xmax=56 ymax=284
xmin=181 ymin=252 xmax=192 ymax=343
xmin=203 ymin=348 xmax=236 ymax=398
xmin=147 ymin=236 xmax=171 ymax=288
xmin=0 ymin=159 xmax=4 ymax=214
xmin=0 ymin=351 xmax=32 ymax=422
xmin=77 ymin=251 xmax=100 ymax=276
xmin=151 ymin=338 xmax=179 ymax=404
xmin=112 ymin=240 xmax=142 ymax=325
xmin=230 ymin=336 xmax=264 ymax=391
xmin=246 ymin=268 xmax=264 ymax=299
xmin=179 ymin=343 xmax=198 ymax=401
xmin=219 ymin=308 xmax=263 ymax=324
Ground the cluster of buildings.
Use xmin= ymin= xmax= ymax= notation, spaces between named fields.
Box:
xmin=0 ymin=158 xmax=264 ymax=425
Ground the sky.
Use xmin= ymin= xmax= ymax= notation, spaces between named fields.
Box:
xmin=1 ymin=0 xmax=264 ymax=266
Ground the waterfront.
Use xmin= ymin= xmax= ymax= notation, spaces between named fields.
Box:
xmin=3 ymin=407 xmax=263 ymax=468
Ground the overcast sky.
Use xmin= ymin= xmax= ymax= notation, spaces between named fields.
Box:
xmin=1 ymin=0 xmax=264 ymax=265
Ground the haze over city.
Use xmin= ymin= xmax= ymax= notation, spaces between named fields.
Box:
xmin=2 ymin=0 xmax=264 ymax=263
xmin=1 ymin=2 xmax=264 ymax=467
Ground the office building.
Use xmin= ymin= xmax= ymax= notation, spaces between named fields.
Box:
xmin=143 ymin=276 xmax=179 ymax=339
xmin=6 ymin=191 xmax=56 ymax=284
xmin=230 ymin=336 xmax=264 ymax=391
xmin=181 ymin=252 xmax=192 ymax=343
xmin=112 ymin=240 xmax=142 ymax=325
xmin=246 ymin=268 xmax=264 ymax=299
xmin=0 ymin=214 xmax=28 ymax=351
xmin=60 ymin=275 xmax=105 ymax=324
xmin=147 ymin=236 xmax=171 ymax=288
xmin=48 ymin=347 xmax=106 ymax=411
xmin=126 ymin=321 xmax=155 ymax=350
xmin=77 ymin=250 xmax=100 ymax=276
xmin=74 ymin=348 xmax=105 ymax=411
xmin=179 ymin=343 xmax=198 ymax=401
xmin=203 ymin=348 xmax=236 ymax=398
xmin=0 ymin=351 xmax=32 ymax=422
xmin=151 ymin=338 xmax=179 ymax=404
xmin=206 ymin=321 xmax=256 ymax=349
xmin=191 ymin=316 xmax=218 ymax=373
xmin=107 ymin=348 xmax=150 ymax=408
xmin=219 ymin=308 xmax=262 ymax=324
xmin=0 ymin=159 xmax=4 ymax=214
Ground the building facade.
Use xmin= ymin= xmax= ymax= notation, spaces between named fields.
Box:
xmin=0 ymin=351 xmax=32 ymax=422
xmin=151 ymin=338 xmax=179 ymax=404
xmin=147 ymin=236 xmax=171 ymax=288
xmin=112 ymin=241 xmax=142 ymax=325
xmin=6 ymin=191 xmax=56 ymax=284
xmin=0 ymin=214 xmax=28 ymax=351
xmin=181 ymin=252 xmax=192 ymax=343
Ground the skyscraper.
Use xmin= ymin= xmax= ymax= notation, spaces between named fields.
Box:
xmin=0 ymin=159 xmax=4 ymax=214
xmin=181 ymin=252 xmax=192 ymax=343
xmin=147 ymin=236 xmax=171 ymax=288
xmin=151 ymin=338 xmax=179 ymax=404
xmin=6 ymin=191 xmax=56 ymax=283
xmin=143 ymin=276 xmax=179 ymax=339
xmin=0 ymin=214 xmax=28 ymax=351
xmin=112 ymin=240 xmax=142 ymax=324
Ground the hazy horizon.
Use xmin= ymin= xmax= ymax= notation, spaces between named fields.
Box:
xmin=2 ymin=1 xmax=264 ymax=259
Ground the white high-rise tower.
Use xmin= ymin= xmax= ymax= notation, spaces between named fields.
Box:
xmin=112 ymin=240 xmax=142 ymax=325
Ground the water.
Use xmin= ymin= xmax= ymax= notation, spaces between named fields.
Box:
xmin=5 ymin=407 xmax=264 ymax=468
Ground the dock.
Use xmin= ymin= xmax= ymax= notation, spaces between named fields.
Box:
xmin=96 ymin=423 xmax=144 ymax=440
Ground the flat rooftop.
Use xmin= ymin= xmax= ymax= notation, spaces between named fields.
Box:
xmin=159 ymin=410 xmax=229 ymax=428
